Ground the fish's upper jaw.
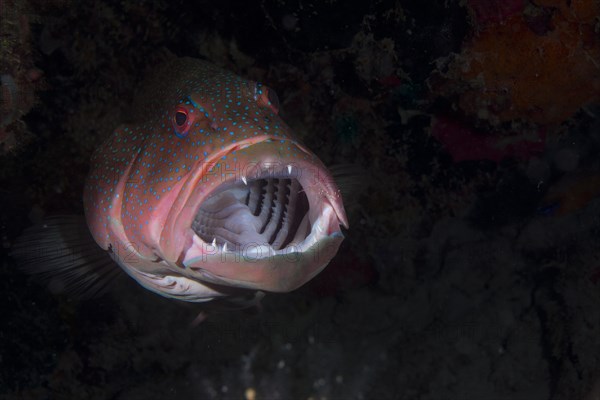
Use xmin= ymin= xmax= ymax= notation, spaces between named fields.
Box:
xmin=174 ymin=138 xmax=347 ymax=292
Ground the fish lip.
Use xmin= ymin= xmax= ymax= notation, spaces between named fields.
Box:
xmin=180 ymin=203 xmax=345 ymax=292
xmin=167 ymin=136 xmax=347 ymax=291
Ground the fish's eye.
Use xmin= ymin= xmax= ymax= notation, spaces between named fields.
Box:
xmin=255 ymin=84 xmax=280 ymax=115
xmin=172 ymin=105 xmax=192 ymax=138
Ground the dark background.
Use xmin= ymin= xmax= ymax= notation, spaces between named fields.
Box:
xmin=1 ymin=0 xmax=600 ymax=398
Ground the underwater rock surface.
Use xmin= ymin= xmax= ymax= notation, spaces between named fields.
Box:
xmin=1 ymin=0 xmax=599 ymax=399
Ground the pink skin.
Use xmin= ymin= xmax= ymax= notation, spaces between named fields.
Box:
xmin=94 ymin=137 xmax=347 ymax=299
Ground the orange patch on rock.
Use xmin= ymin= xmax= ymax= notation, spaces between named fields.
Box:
xmin=449 ymin=0 xmax=600 ymax=125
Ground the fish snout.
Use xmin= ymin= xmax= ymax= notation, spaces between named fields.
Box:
xmin=177 ymin=138 xmax=348 ymax=292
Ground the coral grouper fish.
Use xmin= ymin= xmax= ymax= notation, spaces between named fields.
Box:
xmin=13 ymin=57 xmax=348 ymax=303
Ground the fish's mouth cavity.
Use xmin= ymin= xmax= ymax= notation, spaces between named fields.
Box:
xmin=188 ymin=159 xmax=341 ymax=260
xmin=192 ymin=175 xmax=312 ymax=252
xmin=176 ymin=138 xmax=347 ymax=270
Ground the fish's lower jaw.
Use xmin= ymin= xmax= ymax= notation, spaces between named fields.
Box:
xmin=192 ymin=203 xmax=340 ymax=259
xmin=181 ymin=201 xmax=344 ymax=292
xmin=180 ymin=227 xmax=344 ymax=292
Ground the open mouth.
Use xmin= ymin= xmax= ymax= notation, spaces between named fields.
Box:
xmin=169 ymin=138 xmax=348 ymax=293
xmin=189 ymin=164 xmax=336 ymax=258
xmin=192 ymin=175 xmax=310 ymax=251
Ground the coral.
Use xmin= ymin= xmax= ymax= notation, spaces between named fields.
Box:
xmin=3 ymin=1 xmax=600 ymax=398
xmin=439 ymin=0 xmax=600 ymax=126
xmin=351 ymin=31 xmax=397 ymax=84
xmin=467 ymin=0 xmax=525 ymax=26
xmin=431 ymin=116 xmax=545 ymax=162
xmin=538 ymin=172 xmax=600 ymax=216
xmin=0 ymin=0 xmax=46 ymax=153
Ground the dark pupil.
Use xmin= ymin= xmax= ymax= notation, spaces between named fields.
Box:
xmin=267 ymin=89 xmax=279 ymax=108
xmin=175 ymin=111 xmax=187 ymax=126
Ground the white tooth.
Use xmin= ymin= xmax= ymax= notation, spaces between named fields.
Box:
xmin=223 ymin=242 xmax=228 ymax=252
xmin=242 ymin=176 xmax=247 ymax=185
xmin=212 ymin=238 xmax=216 ymax=247
xmin=287 ymin=165 xmax=292 ymax=174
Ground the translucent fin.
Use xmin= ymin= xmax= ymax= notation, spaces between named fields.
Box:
xmin=10 ymin=215 xmax=121 ymax=299
xmin=330 ymin=163 xmax=367 ymax=207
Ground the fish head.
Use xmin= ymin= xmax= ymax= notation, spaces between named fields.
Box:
xmin=85 ymin=58 xmax=348 ymax=301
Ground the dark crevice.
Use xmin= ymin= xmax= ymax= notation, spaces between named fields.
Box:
xmin=268 ymin=179 xmax=291 ymax=248
xmin=252 ymin=180 xmax=268 ymax=216
xmin=280 ymin=187 xmax=309 ymax=250
xmin=259 ymin=179 xmax=278 ymax=234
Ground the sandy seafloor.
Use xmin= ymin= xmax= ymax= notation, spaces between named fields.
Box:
xmin=1 ymin=0 xmax=600 ymax=399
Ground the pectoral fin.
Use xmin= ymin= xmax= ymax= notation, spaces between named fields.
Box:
xmin=11 ymin=215 xmax=122 ymax=299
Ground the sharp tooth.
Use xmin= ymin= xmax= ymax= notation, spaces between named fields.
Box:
xmin=241 ymin=176 xmax=247 ymax=185
xmin=223 ymin=242 xmax=228 ymax=252
xmin=287 ymin=165 xmax=292 ymax=174
xmin=212 ymin=238 xmax=216 ymax=247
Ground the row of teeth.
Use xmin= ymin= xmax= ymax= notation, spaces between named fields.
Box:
xmin=192 ymin=212 xmax=326 ymax=258
xmin=241 ymin=165 xmax=293 ymax=186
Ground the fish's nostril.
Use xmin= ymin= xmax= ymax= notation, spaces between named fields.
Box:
xmin=175 ymin=111 xmax=187 ymax=126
